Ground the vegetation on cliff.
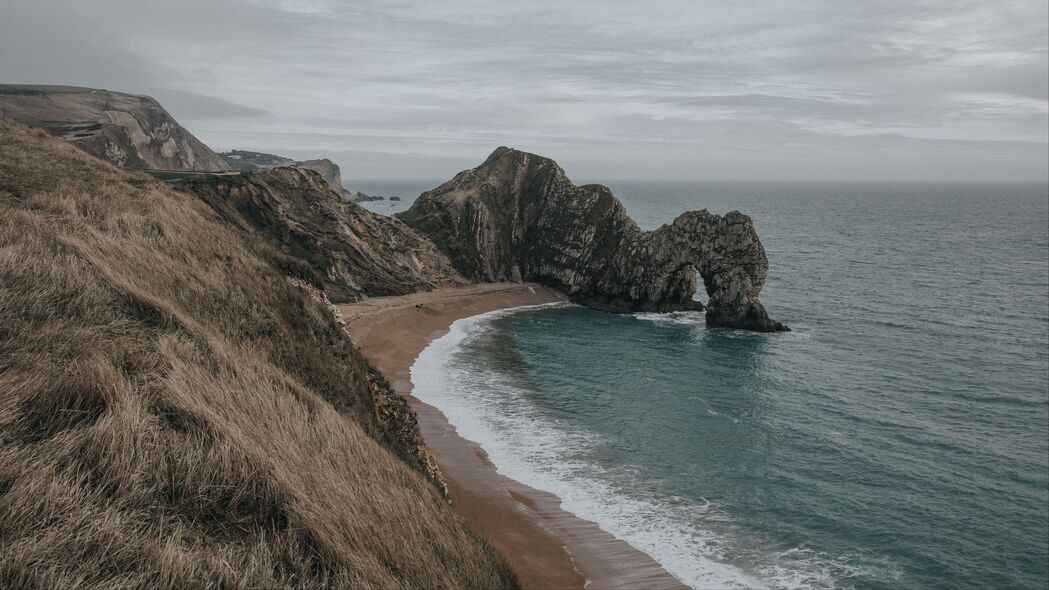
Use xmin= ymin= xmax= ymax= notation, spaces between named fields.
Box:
xmin=0 ymin=117 xmax=517 ymax=589
xmin=179 ymin=167 xmax=464 ymax=303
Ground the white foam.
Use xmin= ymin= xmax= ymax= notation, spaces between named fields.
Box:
xmin=632 ymin=310 xmax=706 ymax=327
xmin=412 ymin=305 xmax=770 ymax=589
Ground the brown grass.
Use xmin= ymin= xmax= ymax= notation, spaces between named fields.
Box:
xmin=0 ymin=117 xmax=517 ymax=589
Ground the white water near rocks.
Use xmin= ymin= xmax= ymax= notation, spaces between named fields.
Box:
xmin=413 ymin=305 xmax=773 ymax=589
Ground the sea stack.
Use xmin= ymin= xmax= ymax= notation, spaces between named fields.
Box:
xmin=400 ymin=147 xmax=787 ymax=332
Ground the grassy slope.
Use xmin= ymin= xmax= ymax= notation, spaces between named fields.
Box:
xmin=0 ymin=118 xmax=516 ymax=589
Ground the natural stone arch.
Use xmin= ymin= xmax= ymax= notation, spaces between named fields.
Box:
xmin=400 ymin=147 xmax=787 ymax=332
xmin=639 ymin=210 xmax=786 ymax=331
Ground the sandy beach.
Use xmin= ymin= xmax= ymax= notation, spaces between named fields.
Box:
xmin=340 ymin=283 xmax=686 ymax=590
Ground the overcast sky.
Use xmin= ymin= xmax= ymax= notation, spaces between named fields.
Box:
xmin=2 ymin=0 xmax=1047 ymax=181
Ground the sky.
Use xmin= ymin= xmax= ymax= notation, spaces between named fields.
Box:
xmin=1 ymin=0 xmax=1047 ymax=182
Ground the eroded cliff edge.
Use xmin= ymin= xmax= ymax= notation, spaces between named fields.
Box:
xmin=400 ymin=147 xmax=787 ymax=332
xmin=179 ymin=166 xmax=464 ymax=303
xmin=221 ymin=149 xmax=347 ymax=196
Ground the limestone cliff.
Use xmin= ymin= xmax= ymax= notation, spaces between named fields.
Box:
xmin=179 ymin=167 xmax=464 ymax=303
xmin=399 ymin=147 xmax=787 ymax=331
xmin=0 ymin=85 xmax=229 ymax=171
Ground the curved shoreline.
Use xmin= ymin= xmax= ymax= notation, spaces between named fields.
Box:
xmin=340 ymin=283 xmax=687 ymax=590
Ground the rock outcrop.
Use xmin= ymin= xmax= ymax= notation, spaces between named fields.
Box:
xmin=400 ymin=147 xmax=787 ymax=331
xmin=219 ymin=150 xmax=388 ymax=202
xmin=0 ymin=115 xmax=517 ymax=589
xmin=0 ymin=85 xmax=229 ymax=171
xmin=179 ymin=166 xmax=464 ymax=303
xmin=221 ymin=149 xmax=346 ymax=195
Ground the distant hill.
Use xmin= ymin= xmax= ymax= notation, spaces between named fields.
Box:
xmin=220 ymin=149 xmax=343 ymax=194
xmin=0 ymin=84 xmax=229 ymax=172
xmin=220 ymin=149 xmax=383 ymax=201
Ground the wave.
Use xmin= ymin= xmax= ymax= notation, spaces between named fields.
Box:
xmin=631 ymin=311 xmax=814 ymax=340
xmin=632 ymin=310 xmax=706 ymax=326
xmin=411 ymin=306 xmax=871 ymax=589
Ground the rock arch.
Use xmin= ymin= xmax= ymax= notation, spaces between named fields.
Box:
xmin=400 ymin=147 xmax=787 ymax=332
xmin=640 ymin=210 xmax=787 ymax=331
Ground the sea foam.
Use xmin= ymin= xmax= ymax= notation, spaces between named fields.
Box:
xmin=412 ymin=304 xmax=771 ymax=590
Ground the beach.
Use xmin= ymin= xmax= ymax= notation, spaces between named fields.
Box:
xmin=340 ymin=283 xmax=687 ymax=590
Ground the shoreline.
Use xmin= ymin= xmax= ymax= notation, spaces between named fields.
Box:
xmin=340 ymin=283 xmax=687 ymax=590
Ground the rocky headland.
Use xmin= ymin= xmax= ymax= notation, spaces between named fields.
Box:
xmin=221 ymin=149 xmax=338 ymax=193
xmin=179 ymin=166 xmax=464 ymax=303
xmin=400 ymin=147 xmax=787 ymax=332
xmin=220 ymin=149 xmax=386 ymax=203
xmin=0 ymin=85 xmax=229 ymax=171
xmin=0 ymin=87 xmax=788 ymax=589
xmin=2 ymin=88 xmax=785 ymax=331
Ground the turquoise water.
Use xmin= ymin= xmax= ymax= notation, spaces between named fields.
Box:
xmin=411 ymin=181 xmax=1049 ymax=589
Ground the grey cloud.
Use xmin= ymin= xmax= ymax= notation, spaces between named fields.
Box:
xmin=1 ymin=0 xmax=1046 ymax=181
xmin=151 ymin=89 xmax=269 ymax=120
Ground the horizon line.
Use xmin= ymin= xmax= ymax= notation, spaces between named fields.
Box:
xmin=345 ymin=177 xmax=1049 ymax=185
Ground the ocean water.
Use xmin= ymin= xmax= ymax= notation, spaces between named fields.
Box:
xmin=347 ymin=179 xmax=439 ymax=215
xmin=410 ymin=181 xmax=1049 ymax=589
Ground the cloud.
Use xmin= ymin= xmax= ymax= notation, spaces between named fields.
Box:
xmin=150 ymin=89 xmax=269 ymax=120
xmin=1 ymin=0 xmax=1046 ymax=181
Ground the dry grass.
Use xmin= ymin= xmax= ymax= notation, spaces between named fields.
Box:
xmin=0 ymin=118 xmax=517 ymax=589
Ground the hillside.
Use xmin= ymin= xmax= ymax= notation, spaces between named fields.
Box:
xmin=179 ymin=167 xmax=464 ymax=303
xmin=0 ymin=85 xmax=230 ymax=172
xmin=0 ymin=117 xmax=516 ymax=589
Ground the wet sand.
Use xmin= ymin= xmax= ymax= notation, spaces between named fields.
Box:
xmin=340 ymin=283 xmax=686 ymax=590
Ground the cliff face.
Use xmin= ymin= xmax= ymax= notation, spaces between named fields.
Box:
xmin=0 ymin=85 xmax=230 ymax=171
xmin=298 ymin=158 xmax=343 ymax=194
xmin=180 ymin=167 xmax=464 ymax=303
xmin=220 ymin=150 xmax=346 ymax=195
xmin=400 ymin=147 xmax=786 ymax=331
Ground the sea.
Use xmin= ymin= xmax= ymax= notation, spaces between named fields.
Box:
xmin=354 ymin=179 xmax=1049 ymax=590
